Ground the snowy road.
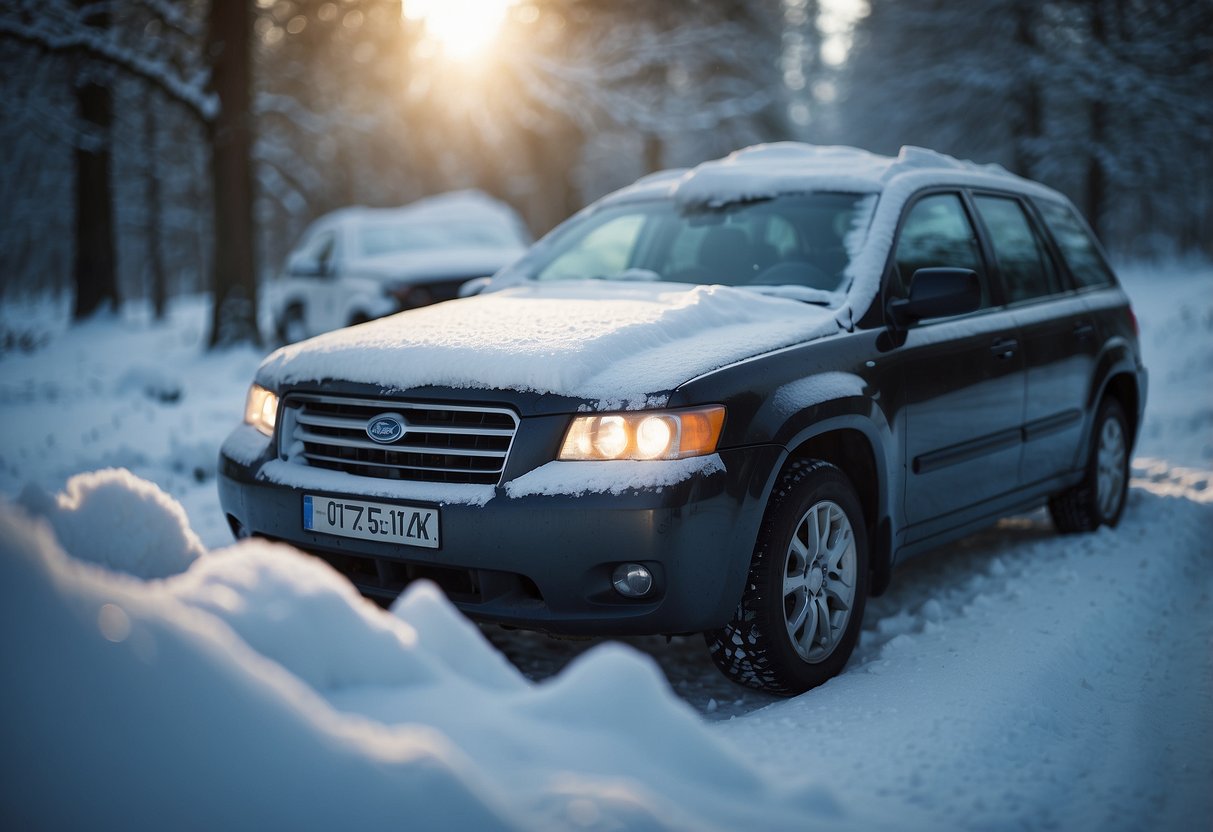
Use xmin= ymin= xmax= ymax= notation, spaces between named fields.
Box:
xmin=1 ymin=262 xmax=1209 ymax=829
xmin=723 ymin=463 xmax=1212 ymax=829
xmin=484 ymin=462 xmax=1213 ymax=827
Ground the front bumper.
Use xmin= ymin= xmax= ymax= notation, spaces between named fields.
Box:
xmin=218 ymin=430 xmax=782 ymax=636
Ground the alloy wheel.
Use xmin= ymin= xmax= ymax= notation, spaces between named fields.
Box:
xmin=783 ymin=499 xmax=857 ymax=663
xmin=1096 ymin=416 xmax=1126 ymax=519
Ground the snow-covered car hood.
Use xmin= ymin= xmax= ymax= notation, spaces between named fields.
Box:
xmin=257 ymin=281 xmax=841 ymax=408
xmin=345 ymin=246 xmax=526 ymax=284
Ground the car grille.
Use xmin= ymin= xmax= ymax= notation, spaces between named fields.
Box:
xmin=281 ymin=393 xmax=518 ymax=485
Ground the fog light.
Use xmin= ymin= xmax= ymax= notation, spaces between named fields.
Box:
xmin=612 ymin=563 xmax=653 ymax=598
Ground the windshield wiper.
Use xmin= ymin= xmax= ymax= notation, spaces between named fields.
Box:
xmin=586 ymin=269 xmax=662 ymax=282
xmin=739 ymin=284 xmax=838 ymax=305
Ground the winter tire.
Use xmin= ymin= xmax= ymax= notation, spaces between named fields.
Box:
xmin=705 ymin=459 xmax=869 ymax=696
xmin=1049 ymin=397 xmax=1130 ymax=533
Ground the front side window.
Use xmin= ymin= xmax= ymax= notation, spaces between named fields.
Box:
xmin=893 ymin=193 xmax=989 ymax=309
xmin=291 ymin=230 xmax=337 ymax=275
xmin=974 ymin=195 xmax=1061 ymax=303
xmin=1036 ymin=200 xmax=1116 ymax=290
xmin=517 ymin=193 xmax=874 ymax=304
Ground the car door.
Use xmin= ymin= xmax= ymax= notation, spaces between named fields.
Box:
xmin=308 ymin=229 xmax=346 ymax=334
xmin=887 ymin=191 xmax=1027 ymax=529
xmin=971 ymin=193 xmax=1097 ymax=485
xmin=282 ymin=228 xmax=341 ymax=337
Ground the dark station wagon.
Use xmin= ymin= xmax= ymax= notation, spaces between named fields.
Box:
xmin=219 ymin=144 xmax=1146 ymax=694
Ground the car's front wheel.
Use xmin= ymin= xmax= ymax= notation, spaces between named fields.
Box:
xmin=706 ymin=459 xmax=869 ymax=696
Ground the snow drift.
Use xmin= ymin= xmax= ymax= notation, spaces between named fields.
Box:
xmin=0 ymin=262 xmax=1211 ymax=829
xmin=16 ymin=468 xmax=205 ymax=579
xmin=0 ymin=470 xmax=847 ymax=832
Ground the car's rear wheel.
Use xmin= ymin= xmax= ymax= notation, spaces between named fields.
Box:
xmin=1049 ymin=397 xmax=1130 ymax=533
xmin=705 ymin=459 xmax=869 ymax=696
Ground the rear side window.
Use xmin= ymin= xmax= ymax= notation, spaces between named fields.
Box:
xmin=1036 ymin=201 xmax=1116 ymax=289
xmin=973 ymin=195 xmax=1062 ymax=303
xmin=893 ymin=193 xmax=989 ymax=308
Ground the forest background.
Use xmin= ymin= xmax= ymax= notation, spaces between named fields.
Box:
xmin=1 ymin=0 xmax=1209 ymax=346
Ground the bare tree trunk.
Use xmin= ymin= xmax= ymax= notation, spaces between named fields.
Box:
xmin=520 ymin=121 xmax=583 ymax=235
xmin=72 ymin=5 xmax=118 ymax=320
xmin=643 ymin=133 xmax=663 ymax=174
xmin=1085 ymin=0 xmax=1108 ymax=236
xmin=1012 ymin=1 xmax=1042 ymax=179
xmin=206 ymin=0 xmax=259 ymax=348
xmin=143 ymin=87 xmax=167 ymax=321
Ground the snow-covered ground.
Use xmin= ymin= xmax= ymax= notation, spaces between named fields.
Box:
xmin=0 ymin=296 xmax=263 ymax=546
xmin=0 ymin=261 xmax=1210 ymax=829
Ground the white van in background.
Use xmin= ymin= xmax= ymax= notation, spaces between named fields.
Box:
xmin=268 ymin=190 xmax=530 ymax=342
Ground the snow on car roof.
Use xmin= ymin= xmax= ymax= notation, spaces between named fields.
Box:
xmin=601 ymin=141 xmax=1067 ymax=327
xmin=596 ymin=142 xmax=1068 ymax=329
xmin=309 ymin=189 xmax=529 ymax=240
xmin=603 ymin=142 xmax=1059 ymax=208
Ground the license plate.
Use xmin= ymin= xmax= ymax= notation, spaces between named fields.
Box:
xmin=303 ymin=495 xmax=439 ymax=549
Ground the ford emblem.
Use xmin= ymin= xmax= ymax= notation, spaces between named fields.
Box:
xmin=366 ymin=413 xmax=406 ymax=444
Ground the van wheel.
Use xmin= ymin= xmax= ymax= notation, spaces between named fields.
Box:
xmin=1049 ymin=398 xmax=1130 ymax=533
xmin=705 ymin=459 xmax=869 ymax=696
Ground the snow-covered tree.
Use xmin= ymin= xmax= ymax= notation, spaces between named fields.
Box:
xmin=0 ymin=1 xmax=217 ymax=304
xmin=835 ymin=0 xmax=1213 ymax=257
xmin=1042 ymin=0 xmax=1213 ymax=251
xmin=835 ymin=0 xmax=1040 ymax=171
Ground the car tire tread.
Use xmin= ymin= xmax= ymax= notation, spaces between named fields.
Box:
xmin=705 ymin=459 xmax=869 ymax=697
xmin=1049 ymin=397 xmax=1130 ymax=533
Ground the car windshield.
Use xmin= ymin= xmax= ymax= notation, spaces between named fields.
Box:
xmin=358 ymin=221 xmax=519 ymax=257
xmin=517 ymin=193 xmax=873 ymax=303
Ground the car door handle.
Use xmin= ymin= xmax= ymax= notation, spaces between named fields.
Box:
xmin=990 ymin=338 xmax=1019 ymax=359
xmin=1073 ymin=321 xmax=1096 ymax=340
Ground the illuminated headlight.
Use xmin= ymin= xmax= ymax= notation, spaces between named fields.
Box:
xmin=558 ymin=406 xmax=725 ymax=461
xmin=244 ymin=384 xmax=279 ymax=436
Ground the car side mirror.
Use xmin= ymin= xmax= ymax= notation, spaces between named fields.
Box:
xmin=887 ymin=268 xmax=981 ymax=329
